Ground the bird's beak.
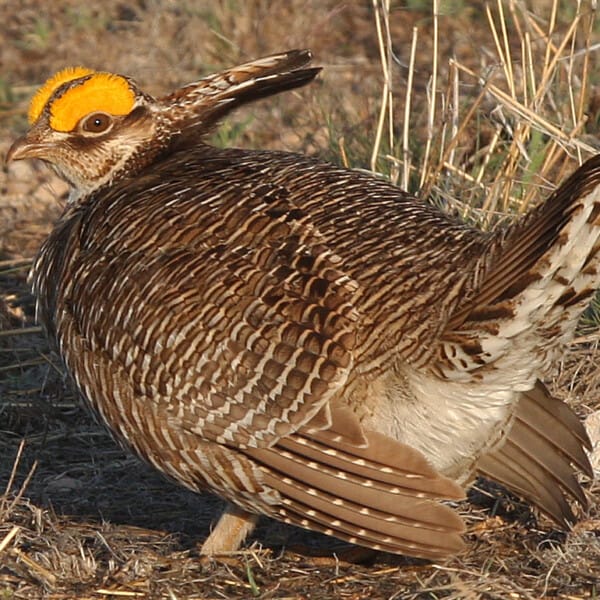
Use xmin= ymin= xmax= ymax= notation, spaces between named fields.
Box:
xmin=5 ymin=133 xmax=52 ymax=164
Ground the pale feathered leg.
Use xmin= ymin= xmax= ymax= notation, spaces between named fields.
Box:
xmin=201 ymin=503 xmax=260 ymax=556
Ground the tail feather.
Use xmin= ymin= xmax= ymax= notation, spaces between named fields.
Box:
xmin=449 ymin=154 xmax=600 ymax=332
xmin=516 ymin=382 xmax=592 ymax=475
xmin=506 ymin=420 xmax=587 ymax=507
xmin=477 ymin=381 xmax=591 ymax=526
xmin=439 ymin=155 xmax=600 ymax=383
xmin=477 ymin=447 xmax=575 ymax=526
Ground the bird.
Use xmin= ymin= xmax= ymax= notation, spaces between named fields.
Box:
xmin=5 ymin=49 xmax=596 ymax=560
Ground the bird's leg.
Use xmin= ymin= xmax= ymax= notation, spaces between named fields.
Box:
xmin=200 ymin=502 xmax=260 ymax=555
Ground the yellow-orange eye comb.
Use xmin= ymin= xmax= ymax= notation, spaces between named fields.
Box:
xmin=29 ymin=67 xmax=136 ymax=132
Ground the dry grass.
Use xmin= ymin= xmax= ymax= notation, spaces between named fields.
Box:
xmin=1 ymin=1 xmax=600 ymax=598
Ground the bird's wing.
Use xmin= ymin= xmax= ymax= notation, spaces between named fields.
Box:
xmin=69 ymin=175 xmax=360 ymax=449
xmin=245 ymin=399 xmax=466 ymax=558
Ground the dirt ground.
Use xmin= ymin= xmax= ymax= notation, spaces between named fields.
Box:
xmin=1 ymin=1 xmax=600 ymax=599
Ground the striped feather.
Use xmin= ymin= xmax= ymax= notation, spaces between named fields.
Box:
xmin=8 ymin=50 xmax=598 ymax=560
xmin=478 ymin=381 xmax=592 ymax=526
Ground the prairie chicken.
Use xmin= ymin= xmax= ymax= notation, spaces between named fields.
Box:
xmin=6 ymin=50 xmax=595 ymax=559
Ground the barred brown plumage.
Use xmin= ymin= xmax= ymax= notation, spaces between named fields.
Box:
xmin=6 ymin=49 xmax=596 ymax=558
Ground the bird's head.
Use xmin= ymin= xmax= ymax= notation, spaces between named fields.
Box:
xmin=5 ymin=51 xmax=320 ymax=200
xmin=6 ymin=67 xmax=160 ymax=197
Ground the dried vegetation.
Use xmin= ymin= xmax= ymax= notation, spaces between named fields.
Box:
xmin=1 ymin=1 xmax=600 ymax=598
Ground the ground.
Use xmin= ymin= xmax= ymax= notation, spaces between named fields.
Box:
xmin=1 ymin=1 xmax=600 ymax=599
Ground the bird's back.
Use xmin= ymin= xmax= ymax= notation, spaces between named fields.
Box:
xmin=40 ymin=144 xmax=489 ymax=366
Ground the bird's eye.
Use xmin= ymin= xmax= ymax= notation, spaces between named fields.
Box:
xmin=81 ymin=112 xmax=112 ymax=134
